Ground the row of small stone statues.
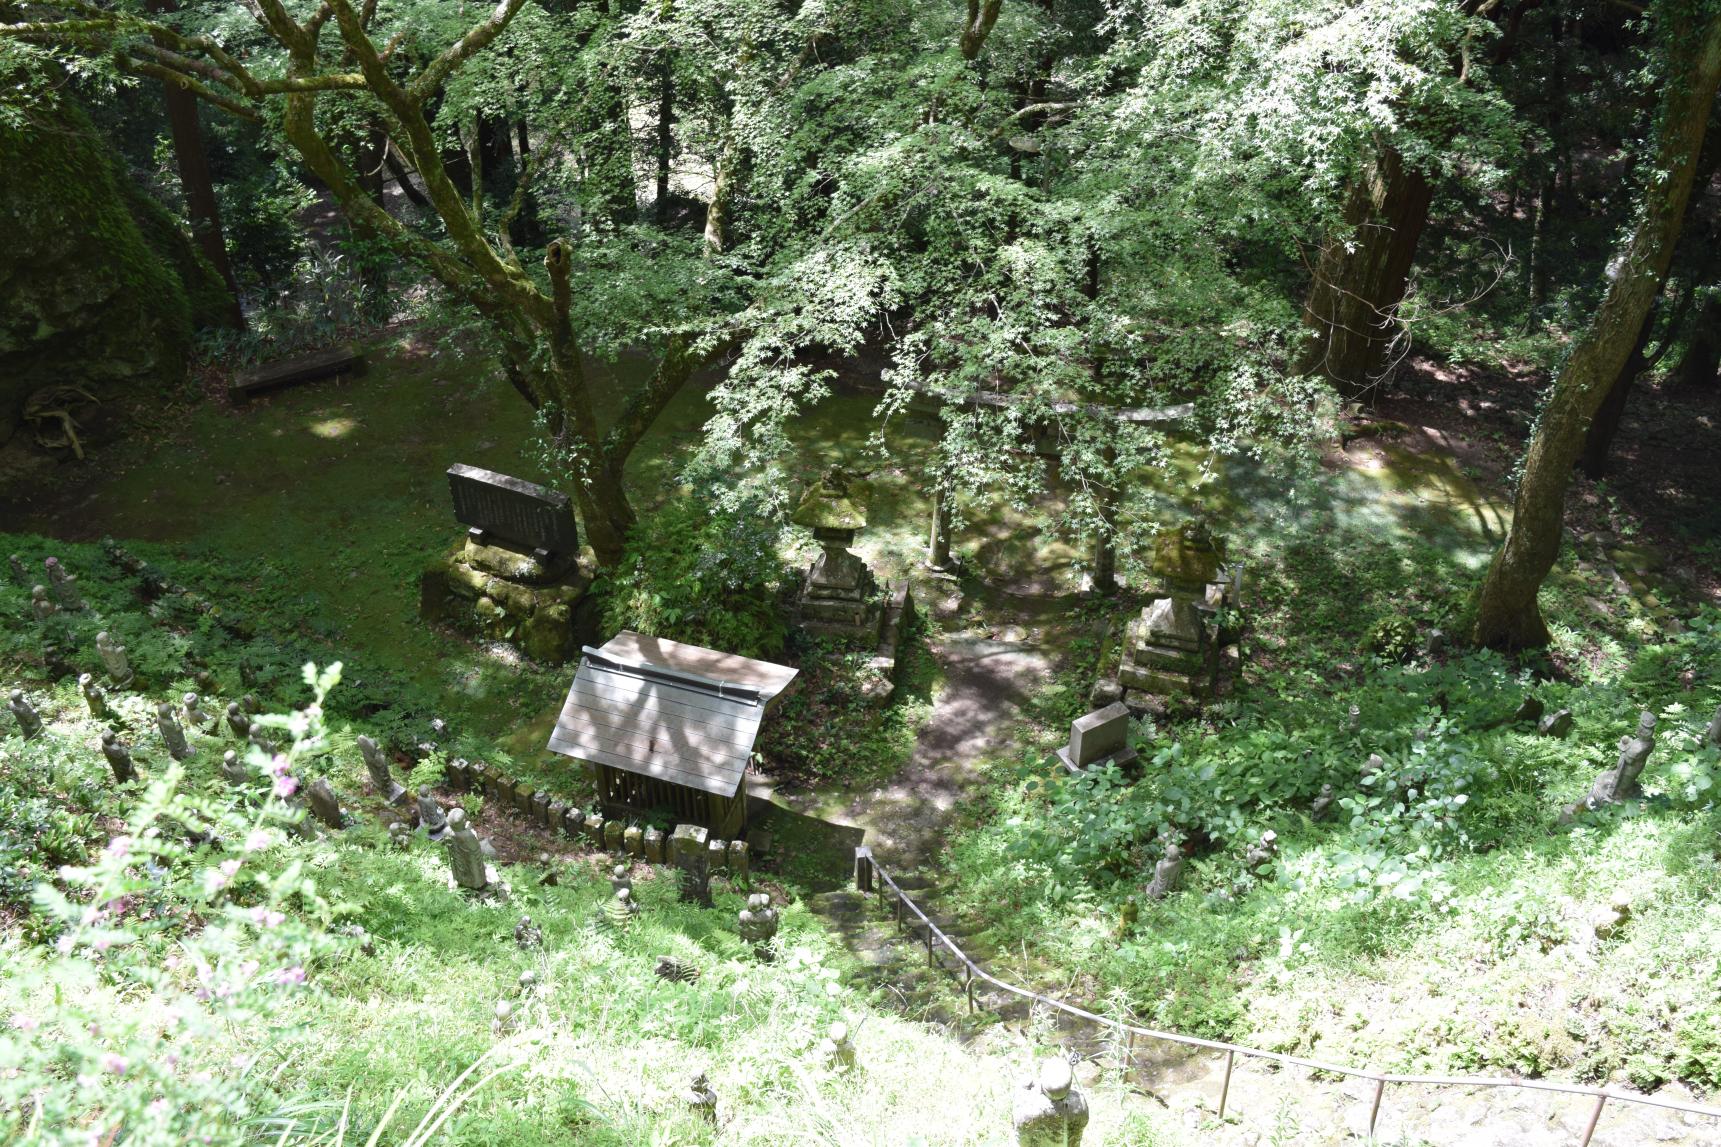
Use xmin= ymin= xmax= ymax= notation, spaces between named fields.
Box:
xmin=17 ymin=553 xmax=85 ymax=620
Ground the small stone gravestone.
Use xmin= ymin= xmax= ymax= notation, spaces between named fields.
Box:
xmin=604 ymin=819 xmax=624 ymax=853
xmin=584 ymin=812 xmax=605 ymax=847
xmin=623 ymin=825 xmax=643 ymax=857
xmin=96 ymin=631 xmax=132 ymax=687
xmin=531 ymin=791 xmax=550 ymax=827
xmin=727 ymin=840 xmax=749 ymax=881
xmin=419 ymin=793 xmax=450 ymax=841
xmin=562 ymin=807 xmax=585 ymax=839
xmin=547 ymin=799 xmax=569 ymax=832
xmin=220 ymin=750 xmax=249 ymax=788
xmin=707 ymin=837 xmax=728 ymax=874
xmin=1514 ymin=695 xmax=1545 ymax=724
xmin=644 ymin=827 xmax=666 ymax=863
xmin=30 ymin=586 xmax=57 ymax=622
xmin=1056 ymin=703 xmax=1137 ymax=774
xmin=511 ymin=781 xmax=535 ymax=814
xmin=672 ymin=823 xmax=712 ymax=905
xmin=306 ymin=777 xmax=344 ymax=830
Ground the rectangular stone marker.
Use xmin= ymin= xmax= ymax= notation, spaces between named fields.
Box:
xmin=562 ymin=807 xmax=585 ymax=839
xmin=447 ymin=759 xmax=471 ymax=790
xmin=584 ymin=813 xmax=605 ymax=847
xmin=484 ymin=767 xmax=505 ymax=802
xmin=446 ymin=463 xmax=579 ymax=561
xmin=1056 ymin=702 xmax=1138 ymax=773
xmin=512 ymin=782 xmax=535 ymax=814
xmin=643 ymin=827 xmax=665 ymax=863
xmin=727 ymin=840 xmax=749 ymax=881
xmin=548 ymin=800 xmax=569 ymax=833
xmin=671 ymin=823 xmax=708 ymax=866
xmin=531 ymin=791 xmax=550 ymax=826
xmin=707 ymin=838 xmax=728 ymax=873
xmin=603 ymin=819 xmax=624 ymax=853
xmin=624 ymin=825 xmax=644 ymax=858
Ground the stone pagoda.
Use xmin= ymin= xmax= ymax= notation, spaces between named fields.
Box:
xmin=791 ymin=467 xmax=883 ymax=640
xmin=1116 ymin=519 xmax=1240 ymax=701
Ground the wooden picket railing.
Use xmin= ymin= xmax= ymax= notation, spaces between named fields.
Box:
xmin=852 ymin=846 xmax=1721 ymax=1145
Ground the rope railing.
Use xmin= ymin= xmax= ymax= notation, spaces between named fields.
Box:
xmin=851 ymin=845 xmax=1721 ymax=1145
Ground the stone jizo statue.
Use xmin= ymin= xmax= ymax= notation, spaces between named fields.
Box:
xmin=1144 ymin=840 xmax=1184 ymax=901
xmin=1706 ymin=704 xmax=1721 ymax=749
xmin=685 ymin=1072 xmax=717 ymax=1124
xmin=388 ymin=821 xmax=412 ymax=849
xmin=43 ymin=557 xmax=83 ymax=610
xmin=444 ymin=807 xmax=489 ymax=891
xmin=78 ymin=673 xmax=106 ymax=720
xmin=818 ymin=1022 xmax=855 ymax=1072
xmin=610 ymin=863 xmax=632 ymax=896
xmin=156 ymin=702 xmax=194 ymax=761
xmin=30 ymin=585 xmax=57 ymax=622
xmin=515 ymin=915 xmax=543 ymax=949
xmin=182 ymin=692 xmax=216 ymax=734
xmin=101 ymin=730 xmax=137 ymax=784
xmin=225 ymin=701 xmax=250 ymax=741
xmin=358 ymin=734 xmax=407 ymax=804
xmin=305 ymin=776 xmax=343 ymax=829
xmin=7 ymin=553 xmax=27 ymax=584
xmin=491 ymin=998 xmax=515 ymax=1037
xmin=1244 ymin=829 xmax=1278 ymax=873
xmin=9 ymin=690 xmax=43 ymax=740
xmin=220 ymin=749 xmax=249 ymax=788
xmin=96 ymin=631 xmax=133 ymax=687
xmin=1310 ymin=783 xmax=1336 ymax=821
xmin=738 ymin=892 xmax=779 ymax=955
xmin=1581 ymin=710 xmax=1658 ymax=811
xmin=1013 ymin=1058 xmax=1089 ymax=1147
xmin=613 ymin=887 xmax=641 ymax=916
xmin=418 ymin=792 xmax=449 ymax=841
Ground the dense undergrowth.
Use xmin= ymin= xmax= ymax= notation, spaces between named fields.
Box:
xmin=945 ymin=536 xmax=1721 ymax=1090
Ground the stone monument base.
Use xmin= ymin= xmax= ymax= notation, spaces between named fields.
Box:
xmin=419 ymin=539 xmax=596 ymax=663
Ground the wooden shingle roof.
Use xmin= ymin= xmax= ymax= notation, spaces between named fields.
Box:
xmin=546 ymin=632 xmax=798 ymax=799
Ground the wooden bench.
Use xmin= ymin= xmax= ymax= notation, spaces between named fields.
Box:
xmin=230 ymin=344 xmax=365 ymax=400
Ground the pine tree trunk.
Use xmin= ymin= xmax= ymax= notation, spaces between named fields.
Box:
xmin=1299 ymin=146 xmax=1433 ymax=399
xmin=1470 ymin=9 xmax=1721 ymax=650
xmin=655 ymin=54 xmax=674 ymax=223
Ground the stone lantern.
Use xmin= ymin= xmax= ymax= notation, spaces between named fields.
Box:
xmin=791 ymin=467 xmax=882 ymax=639
xmin=1116 ymin=519 xmax=1239 ymax=700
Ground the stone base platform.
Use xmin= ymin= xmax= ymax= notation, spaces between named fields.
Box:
xmin=419 ymin=539 xmax=597 ymax=663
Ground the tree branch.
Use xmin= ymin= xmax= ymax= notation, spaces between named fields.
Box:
xmin=408 ymin=0 xmax=527 ymax=104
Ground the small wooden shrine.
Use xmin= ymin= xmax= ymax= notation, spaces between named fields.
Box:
xmin=546 ymin=631 xmax=797 ymax=838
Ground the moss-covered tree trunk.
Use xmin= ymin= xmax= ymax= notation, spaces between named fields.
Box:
xmin=1470 ymin=5 xmax=1721 ymax=650
xmin=1299 ymin=145 xmax=1432 ymax=400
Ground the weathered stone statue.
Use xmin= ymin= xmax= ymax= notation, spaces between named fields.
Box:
xmin=1244 ymin=829 xmax=1279 ymax=873
xmin=219 ymin=749 xmax=249 ymax=788
xmin=613 ymin=887 xmax=641 ymax=917
xmin=8 ymin=690 xmax=43 ymax=740
xmin=7 ymin=553 xmax=27 ymax=584
xmin=225 ymin=701 xmax=250 ymax=741
xmin=1580 ymin=711 xmax=1658 ymax=810
xmin=818 ymin=1022 xmax=856 ymax=1072
xmin=100 ymin=730 xmax=137 ymax=784
xmin=514 ymin=915 xmax=543 ymax=949
xmin=418 ymin=792 xmax=449 ymax=841
xmin=1144 ymin=840 xmax=1184 ymax=901
xmin=491 ymin=998 xmax=516 ymax=1037
xmin=182 ymin=692 xmax=217 ymax=734
xmin=685 ymin=1072 xmax=718 ymax=1124
xmin=96 ymin=631 xmax=133 ymax=687
xmin=30 ymin=585 xmax=57 ymax=622
xmin=388 ymin=821 xmax=412 ymax=849
xmin=305 ymin=776 xmax=343 ymax=829
xmin=1538 ymin=708 xmax=1574 ymax=739
xmin=43 ymin=557 xmax=83 ymax=611
xmin=737 ymin=892 xmax=779 ymax=955
xmin=156 ymin=702 xmax=194 ymax=760
xmin=358 ymin=734 xmax=407 ymax=805
xmin=1013 ymin=1059 xmax=1090 ymax=1147
xmin=1706 ymin=704 xmax=1721 ymax=749
xmin=610 ymin=863 xmax=632 ymax=897
xmin=444 ymin=807 xmax=489 ymax=891
xmin=1311 ymin=783 xmax=1336 ymax=821
xmin=242 ymin=693 xmax=262 ymax=715
xmin=78 ymin=673 xmax=106 ymax=720
xmin=672 ymin=823 xmax=712 ymax=906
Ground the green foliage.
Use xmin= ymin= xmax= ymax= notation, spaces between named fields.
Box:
xmin=598 ymin=489 xmax=791 ymax=660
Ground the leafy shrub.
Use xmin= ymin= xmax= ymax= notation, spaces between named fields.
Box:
xmin=598 ymin=490 xmax=790 ymax=659
xmin=1366 ymin=615 xmax=1418 ymax=662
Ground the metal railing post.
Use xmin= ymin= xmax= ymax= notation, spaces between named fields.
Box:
xmin=1218 ymin=1049 xmax=1234 ymax=1118
xmin=1580 ymin=1094 xmax=1607 ymax=1147
xmin=1367 ymin=1078 xmax=1385 ymax=1137
xmin=965 ymin=966 xmax=974 ymax=1012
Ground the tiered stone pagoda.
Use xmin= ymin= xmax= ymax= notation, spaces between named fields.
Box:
xmin=1116 ymin=519 xmax=1240 ymax=701
xmin=791 ymin=467 xmax=884 ymax=639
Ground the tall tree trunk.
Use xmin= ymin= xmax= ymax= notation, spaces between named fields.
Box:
xmin=1675 ymin=291 xmax=1721 ymax=387
xmin=655 ymin=52 xmax=674 ymax=222
xmin=1577 ymin=300 xmax=1656 ymax=478
xmin=1470 ymin=7 xmax=1721 ymax=650
xmin=1298 ymin=145 xmax=1433 ymax=399
xmin=145 ymin=0 xmax=243 ymax=327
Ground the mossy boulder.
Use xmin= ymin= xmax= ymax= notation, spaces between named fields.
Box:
xmin=0 ymin=103 xmax=228 ymax=445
